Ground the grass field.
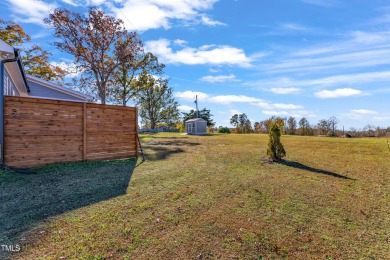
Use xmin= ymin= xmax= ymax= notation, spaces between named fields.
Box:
xmin=1 ymin=133 xmax=389 ymax=259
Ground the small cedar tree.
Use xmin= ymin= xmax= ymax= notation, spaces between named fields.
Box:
xmin=267 ymin=122 xmax=286 ymax=161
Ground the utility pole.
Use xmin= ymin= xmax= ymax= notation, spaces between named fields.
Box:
xmin=194 ymin=95 xmax=199 ymax=118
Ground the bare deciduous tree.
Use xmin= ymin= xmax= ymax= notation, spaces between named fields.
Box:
xmin=45 ymin=7 xmax=141 ymax=104
xmin=287 ymin=116 xmax=297 ymax=135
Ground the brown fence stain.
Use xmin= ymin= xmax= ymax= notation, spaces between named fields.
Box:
xmin=4 ymin=96 xmax=137 ymax=168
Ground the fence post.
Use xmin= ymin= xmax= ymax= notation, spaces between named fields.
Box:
xmin=83 ymin=102 xmax=87 ymax=161
xmin=135 ymin=107 xmax=138 ymax=157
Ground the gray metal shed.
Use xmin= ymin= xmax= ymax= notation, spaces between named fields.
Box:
xmin=185 ymin=118 xmax=207 ymax=135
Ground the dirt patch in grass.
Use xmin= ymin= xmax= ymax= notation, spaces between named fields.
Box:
xmin=4 ymin=133 xmax=390 ymax=259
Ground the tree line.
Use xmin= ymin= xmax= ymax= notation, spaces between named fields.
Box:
xmin=225 ymin=114 xmax=390 ymax=137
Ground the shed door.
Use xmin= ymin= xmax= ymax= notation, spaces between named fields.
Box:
xmin=187 ymin=123 xmax=193 ymax=133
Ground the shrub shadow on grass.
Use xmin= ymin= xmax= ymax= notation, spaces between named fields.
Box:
xmin=278 ymin=160 xmax=355 ymax=180
xmin=0 ymin=158 xmax=137 ymax=247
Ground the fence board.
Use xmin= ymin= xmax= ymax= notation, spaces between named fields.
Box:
xmin=3 ymin=96 xmax=137 ymax=168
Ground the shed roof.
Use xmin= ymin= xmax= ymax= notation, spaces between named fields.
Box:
xmin=185 ymin=118 xmax=207 ymax=123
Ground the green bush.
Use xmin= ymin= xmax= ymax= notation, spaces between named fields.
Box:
xmin=267 ymin=122 xmax=286 ymax=160
xmin=218 ymin=127 xmax=231 ymax=134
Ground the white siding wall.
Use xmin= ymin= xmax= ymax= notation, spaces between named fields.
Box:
xmin=196 ymin=122 xmax=207 ymax=134
xmin=4 ymin=69 xmax=19 ymax=96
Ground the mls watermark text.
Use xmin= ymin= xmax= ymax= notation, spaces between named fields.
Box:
xmin=1 ymin=244 xmax=21 ymax=252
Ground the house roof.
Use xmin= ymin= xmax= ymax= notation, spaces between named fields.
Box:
xmin=1 ymin=39 xmax=30 ymax=95
xmin=1 ymin=39 xmax=92 ymax=102
xmin=185 ymin=118 xmax=207 ymax=123
xmin=27 ymin=75 xmax=93 ymax=102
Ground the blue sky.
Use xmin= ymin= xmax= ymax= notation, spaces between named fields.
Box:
xmin=1 ymin=0 xmax=390 ymax=129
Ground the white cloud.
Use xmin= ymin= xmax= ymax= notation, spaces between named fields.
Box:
xmin=263 ymin=110 xmax=316 ymax=118
xmin=50 ymin=61 xmax=82 ymax=78
xmin=263 ymin=111 xmax=289 ymax=116
xmin=208 ymin=68 xmax=221 ymax=73
xmin=228 ymin=109 xmax=241 ymax=115
xmin=351 ymin=109 xmax=378 ymax=115
xmin=174 ymin=90 xmax=209 ymax=101
xmin=61 ymin=0 xmax=79 ymax=7
xmin=251 ymin=102 xmax=303 ymax=110
xmin=111 ymin=0 xmax=223 ymax=31
xmin=88 ymin=0 xmax=106 ymax=5
xmin=145 ymin=39 xmax=252 ymax=67
xmin=350 ymin=31 xmax=389 ymax=44
xmin=372 ymin=116 xmax=390 ymax=122
xmin=208 ymin=95 xmax=262 ymax=105
xmin=280 ymin=23 xmax=310 ymax=31
xmin=175 ymin=91 xmax=264 ymax=105
xmin=314 ymin=88 xmax=363 ymax=98
xmin=250 ymin=71 xmax=390 ymax=90
xmin=273 ymin=103 xmax=303 ymax=109
xmin=175 ymin=91 xmax=304 ymax=111
xmin=264 ymin=49 xmax=390 ymax=75
xmin=174 ymin=39 xmax=188 ymax=46
xmin=200 ymin=14 xmax=226 ymax=26
xmin=200 ymin=74 xmax=239 ymax=83
xmin=269 ymin=87 xmax=301 ymax=94
xmin=6 ymin=0 xmax=57 ymax=26
xmin=178 ymin=105 xmax=195 ymax=111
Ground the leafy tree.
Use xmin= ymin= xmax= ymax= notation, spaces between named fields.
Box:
xmin=45 ymin=7 xmax=141 ymax=104
xmin=0 ymin=19 xmax=64 ymax=81
xmin=230 ymin=113 xmax=252 ymax=133
xmin=22 ymin=45 xmax=66 ymax=81
xmin=230 ymin=114 xmax=239 ymax=131
xmin=261 ymin=116 xmax=285 ymax=134
xmin=317 ymin=119 xmax=331 ymax=135
xmin=253 ymin=122 xmax=260 ymax=133
xmin=263 ymin=118 xmax=273 ymax=133
xmin=218 ymin=126 xmax=231 ymax=134
xmin=363 ymin=124 xmax=375 ymax=137
xmin=175 ymin=122 xmax=185 ymax=133
xmin=328 ymin=116 xmax=339 ymax=136
xmin=136 ymin=73 xmax=179 ymax=129
xmin=267 ymin=122 xmax=286 ymax=161
xmin=0 ymin=19 xmax=30 ymax=45
xmin=182 ymin=108 xmax=215 ymax=127
xmin=272 ymin=116 xmax=286 ymax=131
xmin=349 ymin=127 xmax=359 ymax=137
xmin=238 ymin=113 xmax=248 ymax=133
xmin=299 ymin=117 xmax=312 ymax=136
xmin=287 ymin=116 xmax=297 ymax=135
xmin=243 ymin=118 xmax=253 ymax=133
xmin=111 ymin=51 xmax=164 ymax=105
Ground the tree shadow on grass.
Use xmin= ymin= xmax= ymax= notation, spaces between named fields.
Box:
xmin=278 ymin=160 xmax=355 ymax=180
xmin=141 ymin=139 xmax=200 ymax=161
xmin=0 ymin=158 xmax=137 ymax=254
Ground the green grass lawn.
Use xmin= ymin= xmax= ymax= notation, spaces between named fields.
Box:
xmin=1 ymin=133 xmax=389 ymax=259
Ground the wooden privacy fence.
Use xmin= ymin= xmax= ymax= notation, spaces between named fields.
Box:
xmin=4 ymin=96 xmax=138 ymax=168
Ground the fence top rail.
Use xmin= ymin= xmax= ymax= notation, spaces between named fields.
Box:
xmin=87 ymin=103 xmax=137 ymax=111
xmin=5 ymin=96 xmax=85 ymax=106
xmin=5 ymin=96 xmax=137 ymax=110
